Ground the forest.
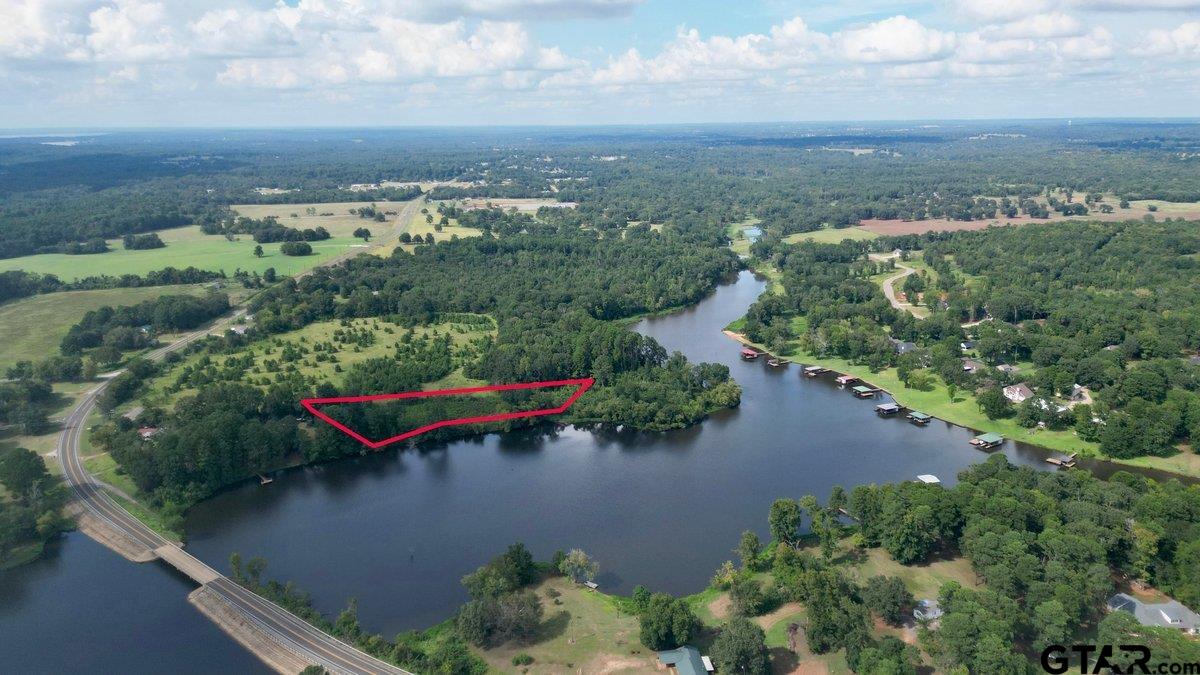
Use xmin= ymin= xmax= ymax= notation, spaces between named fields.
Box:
xmin=5 ymin=122 xmax=1200 ymax=258
xmin=90 ymin=223 xmax=743 ymax=508
xmin=740 ymin=219 xmax=1200 ymax=462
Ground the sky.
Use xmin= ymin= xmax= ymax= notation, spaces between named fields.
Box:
xmin=1 ymin=0 xmax=1199 ymax=128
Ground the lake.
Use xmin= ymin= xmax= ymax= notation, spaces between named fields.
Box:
xmin=0 ymin=270 xmax=1173 ymax=670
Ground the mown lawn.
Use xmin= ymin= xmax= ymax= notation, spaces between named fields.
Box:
xmin=0 ymin=285 xmax=223 ymax=373
xmin=473 ymin=576 xmax=655 ymax=674
xmin=784 ymin=226 xmax=879 ymax=245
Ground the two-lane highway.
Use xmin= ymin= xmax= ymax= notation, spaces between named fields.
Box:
xmin=56 ymin=199 xmax=426 ymax=674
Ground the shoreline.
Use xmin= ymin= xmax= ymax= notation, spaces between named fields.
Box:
xmin=720 ymin=327 xmax=1199 ymax=483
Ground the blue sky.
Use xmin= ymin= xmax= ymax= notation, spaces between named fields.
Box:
xmin=1 ymin=0 xmax=1199 ymax=127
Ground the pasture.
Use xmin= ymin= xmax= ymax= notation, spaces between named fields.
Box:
xmin=784 ymin=226 xmax=879 ymax=245
xmin=859 ymin=196 xmax=1200 ymax=236
xmin=0 ymin=284 xmax=223 ymax=373
xmin=0 ymin=200 xmax=413 ymax=281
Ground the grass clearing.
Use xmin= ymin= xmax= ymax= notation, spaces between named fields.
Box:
xmin=0 ymin=285 xmax=224 ymax=373
xmin=784 ymin=227 xmax=879 ymax=245
xmin=141 ymin=315 xmax=496 ymax=408
xmin=379 ymin=201 xmax=482 ymax=255
xmin=472 ymin=576 xmax=655 ymax=674
xmin=0 ymin=199 xmax=416 ymax=281
xmin=837 ymin=547 xmax=980 ymax=600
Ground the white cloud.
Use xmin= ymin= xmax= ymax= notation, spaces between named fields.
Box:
xmin=1137 ymin=22 xmax=1200 ymax=58
xmin=953 ymin=0 xmax=1052 ymax=22
xmin=984 ymin=12 xmax=1085 ymax=39
xmin=0 ymin=0 xmax=93 ymax=60
xmin=1054 ymin=26 xmax=1115 ymax=59
xmin=85 ymin=0 xmax=179 ymax=62
xmin=836 ymin=16 xmax=957 ymax=64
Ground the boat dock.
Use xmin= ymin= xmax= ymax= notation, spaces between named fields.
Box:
xmin=906 ymin=411 xmax=932 ymax=425
xmin=836 ymin=374 xmax=858 ymax=386
xmin=1046 ymin=453 xmax=1078 ymax=468
xmin=740 ymin=348 xmax=759 ymax=360
xmin=875 ymin=402 xmax=901 ymax=416
xmin=970 ymin=432 xmax=1004 ymax=449
xmin=851 ymin=384 xmax=879 ymax=398
xmin=803 ymin=365 xmax=828 ymax=377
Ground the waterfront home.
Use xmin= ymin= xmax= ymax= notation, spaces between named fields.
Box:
xmin=970 ymin=432 xmax=1004 ymax=449
xmin=658 ymin=646 xmax=714 ymax=675
xmin=1106 ymin=593 xmax=1200 ymax=635
xmin=1003 ymin=383 xmax=1034 ymax=403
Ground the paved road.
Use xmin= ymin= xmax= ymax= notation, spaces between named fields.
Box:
xmin=56 ymin=199 xmax=426 ymax=675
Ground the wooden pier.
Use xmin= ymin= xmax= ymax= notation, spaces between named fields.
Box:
xmin=1046 ymin=453 xmax=1078 ymax=468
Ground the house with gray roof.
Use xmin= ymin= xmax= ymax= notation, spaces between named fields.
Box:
xmin=1107 ymin=593 xmax=1200 ymax=635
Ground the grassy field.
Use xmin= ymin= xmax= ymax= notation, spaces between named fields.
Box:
xmin=784 ymin=226 xmax=879 ymax=245
xmin=374 ymin=201 xmax=482 ymax=256
xmin=726 ymin=218 xmax=762 ymax=256
xmin=473 ymin=576 xmax=655 ymax=674
xmin=0 ymin=284 xmax=227 ymax=373
xmin=0 ymin=200 xmax=415 ymax=281
xmin=837 ymin=546 xmax=980 ymax=600
xmin=140 ymin=315 xmax=496 ymax=407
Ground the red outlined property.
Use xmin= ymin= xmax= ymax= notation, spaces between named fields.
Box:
xmin=300 ymin=377 xmax=594 ymax=449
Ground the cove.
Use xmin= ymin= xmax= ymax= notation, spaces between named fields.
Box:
xmin=0 ymin=270 xmax=1181 ymax=671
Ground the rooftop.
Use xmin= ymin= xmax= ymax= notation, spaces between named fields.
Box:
xmin=974 ymin=432 xmax=1004 ymax=443
xmin=1107 ymin=593 xmax=1200 ymax=633
xmin=658 ymin=646 xmax=708 ymax=675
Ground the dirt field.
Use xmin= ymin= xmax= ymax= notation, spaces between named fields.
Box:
xmin=859 ymin=198 xmax=1200 ymax=236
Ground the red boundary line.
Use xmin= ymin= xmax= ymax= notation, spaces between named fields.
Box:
xmin=300 ymin=378 xmax=594 ymax=449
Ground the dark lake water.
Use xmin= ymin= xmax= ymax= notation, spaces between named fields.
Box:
xmin=0 ymin=270 xmax=1182 ymax=670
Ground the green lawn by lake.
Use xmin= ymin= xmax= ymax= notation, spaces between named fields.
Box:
xmin=0 ymin=225 xmax=372 ymax=281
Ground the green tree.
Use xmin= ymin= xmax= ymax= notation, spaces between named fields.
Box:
xmin=0 ymin=447 xmax=51 ymax=504
xmin=769 ymin=498 xmax=801 ymax=546
xmin=737 ymin=530 xmax=762 ymax=571
xmin=559 ymin=548 xmax=598 ymax=584
xmin=1032 ymin=599 xmax=1070 ymax=653
xmin=863 ymin=576 xmax=913 ymax=626
xmin=253 ymin=244 xmax=263 ymax=258
xmin=711 ymin=617 xmax=770 ymax=675
xmin=638 ymin=593 xmax=699 ymax=650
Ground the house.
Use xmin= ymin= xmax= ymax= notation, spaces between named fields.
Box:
xmin=1067 ymin=384 xmax=1090 ymax=404
xmin=1188 ymin=355 xmax=1200 ymax=366
xmin=1033 ymin=398 xmax=1070 ymax=414
xmin=889 ymin=337 xmax=917 ymax=355
xmin=961 ymin=358 xmax=986 ymax=374
xmin=657 ymin=646 xmax=714 ymax=675
xmin=960 ymin=340 xmax=976 ymax=351
xmin=996 ymin=364 xmax=1020 ymax=375
xmin=1003 ymin=383 xmax=1034 ymax=403
xmin=137 ymin=426 xmax=161 ymax=440
xmin=1107 ymin=593 xmax=1200 ymax=635
xmin=914 ymin=599 xmax=943 ymax=622
xmin=228 ymin=325 xmax=249 ymax=336
xmin=916 ymin=474 xmax=941 ymax=484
